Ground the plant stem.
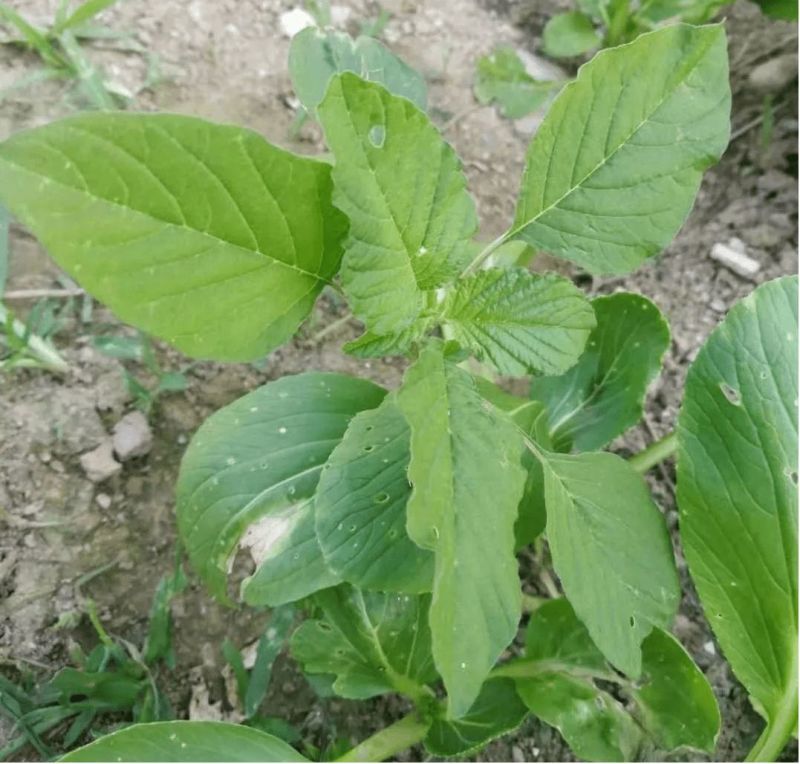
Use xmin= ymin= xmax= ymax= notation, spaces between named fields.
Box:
xmin=310 ymin=312 xmax=354 ymax=344
xmin=521 ymin=592 xmax=546 ymax=613
xmin=461 ymin=232 xmax=507 ymax=276
xmin=628 ymin=431 xmax=677 ymax=474
xmin=336 ymin=712 xmax=431 ymax=763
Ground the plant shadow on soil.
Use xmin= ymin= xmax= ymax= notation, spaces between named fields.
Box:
xmin=0 ymin=0 xmax=797 ymax=761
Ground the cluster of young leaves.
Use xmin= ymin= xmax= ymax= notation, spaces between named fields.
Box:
xmin=5 ymin=16 xmax=790 ymax=763
xmin=542 ymin=0 xmax=796 ymax=59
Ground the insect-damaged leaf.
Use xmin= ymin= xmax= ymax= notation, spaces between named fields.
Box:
xmin=677 ymin=276 xmax=798 ymax=753
xmin=176 ymin=373 xmax=386 ymax=607
xmin=59 ymin=720 xmax=308 ymax=762
xmin=397 ymin=341 xmax=526 ymax=717
xmin=441 ymin=267 xmax=596 ymax=376
xmin=290 ymin=585 xmax=436 ymax=700
xmin=289 ymin=27 xmax=427 ymax=114
xmin=539 ymin=451 xmax=680 ymax=677
xmin=315 ymin=394 xmax=433 ymax=593
xmin=0 ymin=113 xmax=346 ymax=361
xmin=510 ymin=24 xmax=730 ymax=274
xmin=319 ymin=73 xmax=477 ymax=335
xmin=531 ymin=292 xmax=670 ymax=451
xmin=424 ymin=679 xmax=528 ymax=757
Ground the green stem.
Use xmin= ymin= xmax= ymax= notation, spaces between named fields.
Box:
xmin=309 ymin=312 xmax=354 ymax=344
xmin=461 ymin=232 xmax=507 ymax=276
xmin=335 ymin=712 xmax=431 ymax=763
xmin=628 ymin=431 xmax=677 ymax=474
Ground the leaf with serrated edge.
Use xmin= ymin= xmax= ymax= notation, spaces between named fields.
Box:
xmin=540 ymin=451 xmax=680 ymax=677
xmin=677 ymin=276 xmax=797 ymax=753
xmin=315 ymin=394 xmax=433 ymax=592
xmin=397 ymin=341 xmax=525 ymax=717
xmin=319 ymin=73 xmax=477 ymax=334
xmin=442 ymin=267 xmax=596 ymax=376
xmin=176 ymin=373 xmax=386 ymax=607
xmin=290 ymin=585 xmax=436 ymax=700
xmin=510 ymin=24 xmax=730 ymax=274
xmin=59 ymin=721 xmax=308 ymax=762
xmin=424 ymin=679 xmax=528 ymax=757
xmin=0 ymin=113 xmax=346 ymax=361
xmin=531 ymin=292 xmax=670 ymax=452
xmin=343 ymin=318 xmax=431 ymax=358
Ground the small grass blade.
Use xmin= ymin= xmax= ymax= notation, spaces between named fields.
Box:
xmin=58 ymin=28 xmax=116 ymax=109
xmin=53 ymin=0 xmax=121 ymax=34
xmin=0 ymin=2 xmax=63 ymax=68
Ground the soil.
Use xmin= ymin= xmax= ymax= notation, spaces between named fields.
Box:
xmin=0 ymin=0 xmax=797 ymax=761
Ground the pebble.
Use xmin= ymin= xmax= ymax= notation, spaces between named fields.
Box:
xmin=703 ymin=640 xmax=717 ymax=656
xmin=113 ymin=411 xmax=154 ymax=461
xmin=95 ymin=493 xmax=112 ymax=510
xmin=80 ymin=441 xmax=122 ymax=484
xmin=748 ymin=53 xmax=798 ymax=93
xmin=709 ymin=240 xmax=761 ymax=280
xmin=279 ymin=8 xmax=315 ymax=38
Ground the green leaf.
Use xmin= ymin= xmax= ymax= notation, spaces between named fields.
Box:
xmin=530 ymin=292 xmax=670 ymax=451
xmin=474 ymin=46 xmax=560 ymax=119
xmin=343 ymin=318 xmax=431 ymax=358
xmin=539 ymin=450 xmax=680 ymax=677
xmin=511 ymin=24 xmax=730 ymax=274
xmin=677 ymin=276 xmax=798 ymax=757
xmin=289 ymin=28 xmax=427 ymax=114
xmin=176 ymin=373 xmax=386 ymax=606
xmin=315 ymin=394 xmax=433 ymax=592
xmin=319 ymin=73 xmax=477 ymax=335
xmin=634 ymin=0 xmax=725 ymax=25
xmin=245 ymin=606 xmax=296 ymax=718
xmin=441 ymin=267 xmax=596 ymax=376
xmin=397 ymin=341 xmax=526 ymax=717
xmin=0 ymin=113 xmax=346 ymax=361
xmin=634 ymin=628 xmax=720 ymax=752
xmin=290 ymin=585 xmax=436 ymax=701
xmin=59 ymin=721 xmax=308 ymax=762
xmin=424 ymin=679 xmax=528 ymax=756
xmin=753 ymin=0 xmax=798 ymax=19
xmin=542 ymin=12 xmax=601 ymax=58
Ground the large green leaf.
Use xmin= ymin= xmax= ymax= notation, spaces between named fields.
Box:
xmin=290 ymin=585 xmax=436 ymax=701
xmin=539 ymin=451 xmax=680 ymax=677
xmin=753 ymin=0 xmax=798 ymax=19
xmin=474 ymin=46 xmax=560 ymax=119
xmin=59 ymin=721 xmax=308 ymax=762
xmin=502 ymin=599 xmax=718 ymax=759
xmin=510 ymin=24 xmax=730 ymax=274
xmin=542 ymin=12 xmax=601 ymax=58
xmin=424 ymin=679 xmax=528 ymax=756
xmin=289 ymin=28 xmax=427 ymax=114
xmin=530 ymin=292 xmax=670 ymax=451
xmin=441 ymin=267 xmax=596 ymax=376
xmin=397 ymin=341 xmax=526 ymax=717
xmin=677 ymin=276 xmax=798 ymax=757
xmin=315 ymin=394 xmax=433 ymax=592
xmin=319 ymin=73 xmax=477 ymax=335
xmin=0 ymin=113 xmax=347 ymax=361
xmin=176 ymin=373 xmax=386 ymax=606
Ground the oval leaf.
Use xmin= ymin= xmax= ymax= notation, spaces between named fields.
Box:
xmin=542 ymin=12 xmax=601 ymax=58
xmin=677 ymin=276 xmax=797 ymax=753
xmin=0 ymin=113 xmax=347 ymax=360
xmin=530 ymin=292 xmax=670 ymax=451
xmin=511 ymin=24 xmax=730 ymax=274
xmin=59 ymin=721 xmax=308 ymax=762
xmin=315 ymin=394 xmax=433 ymax=592
xmin=176 ymin=373 xmax=386 ymax=606
xmin=441 ymin=267 xmax=596 ymax=376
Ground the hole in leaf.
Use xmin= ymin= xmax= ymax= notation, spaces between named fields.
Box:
xmin=629 ymin=615 xmax=636 ymax=628
xmin=368 ymin=124 xmax=385 ymax=148
xmin=373 ymin=492 xmax=390 ymax=504
xmin=719 ymin=383 xmax=741 ymax=405
xmin=363 ymin=445 xmax=375 ymax=452
xmin=317 ymin=622 xmax=333 ymax=633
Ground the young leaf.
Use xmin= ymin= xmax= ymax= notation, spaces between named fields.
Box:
xmin=542 ymin=12 xmax=601 ymax=58
xmin=289 ymin=28 xmax=427 ymax=114
xmin=510 ymin=24 xmax=730 ymax=274
xmin=441 ymin=267 xmax=596 ymax=376
xmin=397 ymin=341 xmax=526 ymax=717
xmin=474 ymin=47 xmax=560 ymax=119
xmin=530 ymin=292 xmax=670 ymax=451
xmin=424 ymin=679 xmax=528 ymax=756
xmin=0 ymin=114 xmax=347 ymax=361
xmin=318 ymin=73 xmax=477 ymax=335
xmin=290 ymin=585 xmax=435 ymax=701
xmin=539 ymin=451 xmax=680 ymax=677
xmin=59 ymin=720 xmax=308 ymax=762
xmin=315 ymin=394 xmax=434 ymax=592
xmin=677 ymin=276 xmax=798 ymax=759
xmin=343 ymin=318 xmax=431 ymax=358
xmin=176 ymin=373 xmax=386 ymax=607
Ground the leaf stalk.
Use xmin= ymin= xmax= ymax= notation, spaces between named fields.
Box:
xmin=628 ymin=431 xmax=677 ymax=474
xmin=335 ymin=711 xmax=431 ymax=762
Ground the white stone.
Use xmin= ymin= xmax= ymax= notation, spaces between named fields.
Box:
xmin=279 ymin=8 xmax=315 ymax=38
xmin=80 ymin=441 xmax=122 ymax=483
xmin=112 ymin=411 xmax=153 ymax=461
xmin=710 ymin=241 xmax=761 ymax=280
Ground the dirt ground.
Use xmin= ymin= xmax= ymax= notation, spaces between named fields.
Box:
xmin=0 ymin=0 xmax=797 ymax=761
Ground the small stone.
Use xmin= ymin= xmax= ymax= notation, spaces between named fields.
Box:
xmin=709 ymin=240 xmax=761 ymax=280
xmin=702 ymin=640 xmax=716 ymax=656
xmin=80 ymin=441 xmax=122 ymax=483
xmin=95 ymin=493 xmax=112 ymax=510
xmin=330 ymin=5 xmax=351 ymax=26
xmin=710 ymin=298 xmax=727 ymax=313
xmin=748 ymin=54 xmax=798 ymax=93
xmin=112 ymin=411 xmax=153 ymax=461
xmin=512 ymin=745 xmax=525 ymax=762
xmin=279 ymin=8 xmax=315 ymax=38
